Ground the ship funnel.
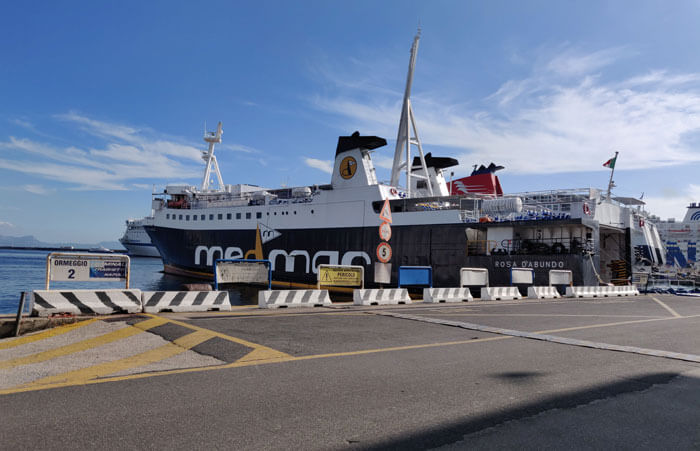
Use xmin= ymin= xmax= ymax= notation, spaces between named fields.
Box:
xmin=331 ymin=132 xmax=386 ymax=189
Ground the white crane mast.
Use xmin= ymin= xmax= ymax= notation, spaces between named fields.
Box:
xmin=389 ymin=30 xmax=433 ymax=197
xmin=200 ymin=122 xmax=224 ymax=191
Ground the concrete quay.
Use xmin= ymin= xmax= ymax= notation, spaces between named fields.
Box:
xmin=1 ymin=294 xmax=699 ymax=449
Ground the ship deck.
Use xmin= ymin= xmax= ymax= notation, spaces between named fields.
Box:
xmin=2 ymin=294 xmax=700 ymax=449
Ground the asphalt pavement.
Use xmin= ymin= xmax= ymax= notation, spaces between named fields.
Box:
xmin=1 ymin=294 xmax=699 ymax=450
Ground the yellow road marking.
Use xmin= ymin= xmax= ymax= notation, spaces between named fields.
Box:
xmin=650 ymin=296 xmax=682 ymax=318
xmin=3 ymin=312 xmax=700 ymax=396
xmin=144 ymin=314 xmax=291 ymax=360
xmin=236 ymin=347 xmax=293 ymax=363
xmin=0 ymin=319 xmax=97 ymax=350
xmin=0 ymin=334 xmax=510 ymax=395
xmin=0 ymin=317 xmax=166 ymax=370
xmin=24 ymin=330 xmax=215 ymax=388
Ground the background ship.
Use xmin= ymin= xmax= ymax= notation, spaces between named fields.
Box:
xmin=144 ymin=32 xmax=664 ymax=290
xmin=650 ymin=203 xmax=699 ymax=270
xmin=119 ymin=216 xmax=161 ymax=258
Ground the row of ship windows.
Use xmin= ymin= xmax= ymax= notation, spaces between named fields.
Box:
xmin=166 ymin=210 xmax=315 ymax=221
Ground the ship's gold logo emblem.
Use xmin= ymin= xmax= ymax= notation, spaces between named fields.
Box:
xmin=339 ymin=156 xmax=357 ymax=179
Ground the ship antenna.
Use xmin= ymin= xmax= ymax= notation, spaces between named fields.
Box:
xmin=389 ymin=28 xmax=432 ymax=197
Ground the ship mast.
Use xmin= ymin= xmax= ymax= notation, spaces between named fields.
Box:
xmin=389 ymin=29 xmax=433 ymax=197
xmin=200 ymin=122 xmax=224 ymax=191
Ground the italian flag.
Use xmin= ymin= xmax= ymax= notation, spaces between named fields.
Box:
xmin=603 ymin=156 xmax=617 ymax=169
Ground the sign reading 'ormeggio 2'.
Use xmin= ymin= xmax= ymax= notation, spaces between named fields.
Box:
xmin=50 ymin=256 xmax=128 ymax=282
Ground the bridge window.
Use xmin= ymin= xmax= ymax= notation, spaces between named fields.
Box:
xmin=218 ymin=214 xmax=223 ymax=220
xmin=246 ymin=212 xmax=251 ymax=219
xmin=209 ymin=214 xmax=214 ymax=220
xmin=193 ymin=215 xmax=197 ymax=221
xmin=179 ymin=215 xmax=183 ymax=220
xmin=227 ymin=213 xmax=232 ymax=220
xmin=256 ymin=212 xmax=262 ymax=219
xmin=186 ymin=215 xmax=190 ymax=221
xmin=201 ymin=214 xmax=205 ymax=220
xmin=236 ymin=213 xmax=241 ymax=220
xmin=166 ymin=214 xmax=170 ymax=219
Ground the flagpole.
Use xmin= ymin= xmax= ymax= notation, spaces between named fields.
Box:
xmin=606 ymin=151 xmax=618 ymax=199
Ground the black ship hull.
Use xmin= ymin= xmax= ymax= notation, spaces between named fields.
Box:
xmin=146 ymin=223 xmax=598 ymax=289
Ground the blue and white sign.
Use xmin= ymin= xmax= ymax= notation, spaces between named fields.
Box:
xmin=47 ymin=253 xmax=130 ymax=288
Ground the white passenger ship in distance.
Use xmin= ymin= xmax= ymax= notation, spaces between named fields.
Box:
xmin=119 ymin=216 xmax=161 ymax=258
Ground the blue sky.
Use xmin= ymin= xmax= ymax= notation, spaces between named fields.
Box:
xmin=2 ymin=1 xmax=700 ymax=243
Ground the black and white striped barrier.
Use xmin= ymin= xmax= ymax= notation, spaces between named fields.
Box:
xmin=527 ymin=286 xmax=561 ymax=299
xmin=423 ymin=288 xmax=473 ymax=303
xmin=142 ymin=291 xmax=231 ymax=313
xmin=480 ymin=287 xmax=522 ymax=301
xmin=258 ymin=290 xmax=332 ymax=308
xmin=31 ymin=289 xmax=143 ymax=317
xmin=353 ymin=289 xmax=411 ymax=305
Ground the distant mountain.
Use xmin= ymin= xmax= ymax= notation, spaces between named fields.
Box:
xmin=0 ymin=235 xmax=126 ymax=250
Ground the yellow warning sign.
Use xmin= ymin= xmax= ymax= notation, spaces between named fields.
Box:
xmin=318 ymin=265 xmax=364 ymax=287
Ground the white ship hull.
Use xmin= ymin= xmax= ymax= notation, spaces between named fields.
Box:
xmin=119 ymin=217 xmax=161 ymax=258
xmin=121 ymin=241 xmax=161 ymax=258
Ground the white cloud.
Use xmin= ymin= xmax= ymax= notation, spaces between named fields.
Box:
xmin=0 ymin=221 xmax=14 ymax=227
xmin=311 ymin=46 xmax=700 ymax=176
xmin=644 ymin=184 xmax=700 ymax=221
xmin=0 ymin=114 xmax=206 ymax=190
xmin=220 ymin=143 xmax=259 ymax=154
xmin=22 ymin=184 xmax=54 ymax=195
xmin=55 ymin=112 xmax=141 ymax=143
xmin=304 ymin=157 xmax=333 ymax=174
xmin=545 ymin=47 xmax=626 ymax=77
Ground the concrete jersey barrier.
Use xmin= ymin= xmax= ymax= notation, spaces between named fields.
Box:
xmin=566 ymin=286 xmax=639 ymax=298
xmin=142 ymin=291 xmax=231 ymax=313
xmin=566 ymin=286 xmax=599 ymax=298
xmin=31 ymin=289 xmax=143 ymax=317
xmin=258 ymin=290 xmax=332 ymax=308
xmin=480 ymin=287 xmax=522 ymax=301
xmin=353 ymin=289 xmax=411 ymax=305
xmin=527 ymin=286 xmax=561 ymax=299
xmin=423 ymin=288 xmax=473 ymax=303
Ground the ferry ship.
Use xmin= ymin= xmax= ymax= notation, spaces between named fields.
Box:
xmin=650 ymin=203 xmax=699 ymax=272
xmin=119 ymin=217 xmax=161 ymax=258
xmin=145 ymin=33 xmax=664 ymax=289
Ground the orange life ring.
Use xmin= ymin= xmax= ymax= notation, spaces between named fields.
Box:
xmin=389 ymin=187 xmax=398 ymax=196
xmin=582 ymin=203 xmax=591 ymax=215
xmin=639 ymin=218 xmax=645 ymax=227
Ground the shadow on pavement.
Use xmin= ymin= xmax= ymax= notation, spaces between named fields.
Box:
xmin=364 ymin=372 xmax=690 ymax=450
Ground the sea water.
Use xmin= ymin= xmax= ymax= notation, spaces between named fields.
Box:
xmin=0 ymin=249 xmax=257 ymax=314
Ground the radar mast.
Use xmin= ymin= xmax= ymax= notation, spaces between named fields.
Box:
xmin=389 ymin=29 xmax=433 ymax=197
xmin=200 ymin=122 xmax=224 ymax=191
